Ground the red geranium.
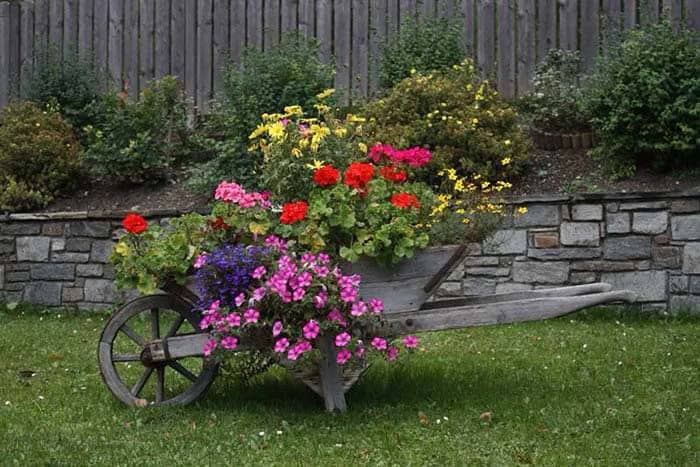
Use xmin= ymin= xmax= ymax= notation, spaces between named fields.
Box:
xmin=344 ymin=162 xmax=375 ymax=190
xmin=390 ymin=193 xmax=421 ymax=209
xmin=379 ymin=165 xmax=407 ymax=183
xmin=123 ymin=213 xmax=148 ymax=234
xmin=280 ymin=201 xmax=308 ymax=225
xmin=209 ymin=216 xmax=229 ymax=231
xmin=313 ymin=165 xmax=340 ymax=187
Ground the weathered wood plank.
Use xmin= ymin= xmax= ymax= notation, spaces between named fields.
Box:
xmin=108 ymin=0 xmax=125 ymax=88
xmin=155 ymin=0 xmax=171 ymax=78
xmin=123 ymin=0 xmax=139 ymax=99
xmin=281 ymin=0 xmax=299 ymax=34
xmin=624 ymin=0 xmax=637 ymax=29
xmin=399 ymin=0 xmax=416 ymax=24
xmin=229 ymin=0 xmax=245 ymax=63
xmin=517 ymin=0 xmax=535 ymax=95
xmin=476 ymin=0 xmax=495 ymax=78
xmin=463 ymin=0 xmax=475 ymax=56
xmin=661 ymin=0 xmax=681 ymax=28
xmin=139 ymin=0 xmax=155 ymax=91
xmin=316 ymin=0 xmax=333 ymax=62
xmin=0 ymin=2 xmax=10 ymax=107
xmin=64 ymin=0 xmax=79 ymax=57
xmin=387 ymin=0 xmax=400 ymax=36
xmin=334 ymin=0 xmax=351 ymax=101
xmin=580 ymin=0 xmax=599 ymax=71
xmin=94 ymin=0 xmax=109 ymax=79
xmin=497 ymin=0 xmax=515 ymax=98
xmin=352 ymin=0 xmax=369 ymax=100
xmin=19 ymin=1 xmax=33 ymax=84
xmin=537 ymin=0 xmax=555 ymax=61
xmin=438 ymin=0 xmax=457 ymax=18
xmin=317 ymin=335 xmax=347 ymax=412
xmin=184 ymin=0 xmax=197 ymax=103
xmin=420 ymin=0 xmax=436 ymax=18
xmin=559 ymin=0 xmax=577 ymax=50
xmin=7 ymin=1 xmax=18 ymax=97
xmin=49 ymin=0 xmax=63 ymax=49
xmin=687 ymin=0 xmax=700 ymax=31
xmin=369 ymin=0 xmax=387 ymax=95
xmin=247 ymin=0 xmax=263 ymax=49
xmin=197 ymin=0 xmax=213 ymax=112
xmin=170 ymin=0 xmax=186 ymax=82
xmin=602 ymin=0 xmax=622 ymax=43
xmin=33 ymin=0 xmax=49 ymax=55
xmin=298 ymin=0 xmax=315 ymax=38
xmin=264 ymin=0 xmax=280 ymax=49
xmin=212 ymin=0 xmax=228 ymax=92
xmin=642 ymin=0 xmax=659 ymax=24
xmin=77 ymin=0 xmax=93 ymax=61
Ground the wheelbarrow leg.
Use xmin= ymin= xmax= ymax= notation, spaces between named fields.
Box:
xmin=318 ymin=335 xmax=347 ymax=413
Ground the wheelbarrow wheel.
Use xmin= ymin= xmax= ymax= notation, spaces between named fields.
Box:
xmin=98 ymin=294 xmax=218 ymax=407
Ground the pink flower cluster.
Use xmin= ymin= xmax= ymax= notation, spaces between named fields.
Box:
xmin=214 ymin=181 xmax=272 ymax=209
xmin=367 ymin=143 xmax=432 ymax=167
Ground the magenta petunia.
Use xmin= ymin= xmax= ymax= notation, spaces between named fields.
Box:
xmin=371 ymin=337 xmax=387 ymax=351
xmin=203 ymin=338 xmax=217 ymax=357
xmin=274 ymin=337 xmax=290 ymax=353
xmin=251 ymin=265 xmax=267 ymax=279
xmin=387 ymin=346 xmax=399 ymax=361
xmin=350 ymin=301 xmax=367 ymax=317
xmin=221 ymin=336 xmax=238 ymax=350
xmin=302 ymin=320 xmax=320 ymax=340
xmin=235 ymin=293 xmax=246 ymax=307
xmin=402 ymin=335 xmax=419 ymax=349
xmin=244 ymin=308 xmax=260 ymax=323
xmin=336 ymin=349 xmax=352 ymax=365
xmin=272 ymin=320 xmax=283 ymax=337
xmin=335 ymin=332 xmax=351 ymax=347
xmin=226 ymin=313 xmax=241 ymax=327
xmin=369 ymin=298 xmax=384 ymax=314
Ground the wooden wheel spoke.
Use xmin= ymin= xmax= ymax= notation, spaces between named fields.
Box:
xmin=155 ymin=368 xmax=165 ymax=403
xmin=131 ymin=367 xmax=153 ymax=396
xmin=168 ymin=361 xmax=197 ymax=382
xmin=165 ymin=315 xmax=186 ymax=338
xmin=151 ymin=308 xmax=160 ymax=339
xmin=112 ymin=353 xmax=140 ymax=362
xmin=120 ymin=324 xmax=147 ymax=347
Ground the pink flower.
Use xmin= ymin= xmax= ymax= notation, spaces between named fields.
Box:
xmin=336 ymin=349 xmax=352 ymax=365
xmin=251 ymin=266 xmax=267 ymax=279
xmin=387 ymin=346 xmax=399 ymax=361
xmin=340 ymin=287 xmax=357 ymax=303
xmin=301 ymin=253 xmax=316 ymax=265
xmin=402 ymin=335 xmax=419 ymax=349
xmin=327 ymin=308 xmax=348 ymax=327
xmin=313 ymin=290 xmax=328 ymax=309
xmin=335 ymin=332 xmax=351 ymax=347
xmin=350 ymin=301 xmax=367 ymax=317
xmin=303 ymin=320 xmax=320 ymax=340
xmin=214 ymin=181 xmax=245 ymax=203
xmin=207 ymin=300 xmax=221 ymax=314
xmin=264 ymin=234 xmax=288 ymax=251
xmin=244 ymin=308 xmax=260 ymax=323
xmin=274 ymin=337 xmax=290 ymax=353
xmin=371 ymin=337 xmax=387 ymax=351
xmin=203 ymin=339 xmax=217 ymax=357
xmin=317 ymin=252 xmax=330 ymax=264
xmin=313 ymin=266 xmax=330 ymax=277
xmin=288 ymin=340 xmax=312 ymax=360
xmin=252 ymin=287 xmax=266 ymax=302
xmin=292 ymin=287 xmax=306 ymax=301
xmin=226 ymin=313 xmax=241 ymax=327
xmin=193 ymin=253 xmax=207 ymax=269
xmin=272 ymin=320 xmax=283 ymax=337
xmin=355 ymin=346 xmax=365 ymax=359
xmin=221 ymin=336 xmax=238 ymax=350
xmin=235 ymin=293 xmax=246 ymax=307
xmin=369 ymin=298 xmax=384 ymax=314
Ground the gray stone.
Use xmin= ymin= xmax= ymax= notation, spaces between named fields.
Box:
xmin=435 ymin=281 xmax=462 ymax=297
xmin=447 ymin=266 xmax=464 ymax=281
xmin=41 ymin=223 xmax=64 ymax=236
xmin=0 ymin=264 xmax=4 ymax=288
xmin=463 ymin=277 xmax=496 ymax=295
xmin=603 ymin=236 xmax=651 ymax=260
xmin=483 ymin=230 xmax=527 ymax=255
xmin=65 ymin=238 xmax=92 ymax=252
xmin=67 ymin=221 xmax=111 ymax=238
xmin=606 ymin=213 xmax=630 ymax=234
xmin=669 ymin=276 xmax=688 ymax=294
xmin=653 ymin=234 xmax=670 ymax=245
xmin=16 ymin=237 xmax=51 ymax=262
xmin=601 ymin=270 xmax=667 ymax=302
xmin=5 ymin=271 xmax=30 ymax=282
xmin=512 ymin=261 xmax=569 ymax=284
xmin=495 ymin=282 xmax=533 ymax=294
xmin=561 ymin=205 xmax=570 ymax=220
xmin=619 ymin=201 xmax=667 ymax=211
xmin=651 ymin=246 xmax=682 ymax=269
xmin=23 ymin=282 xmax=62 ymax=306
xmin=513 ymin=204 xmax=559 ymax=227
xmin=635 ymin=260 xmax=651 ymax=270
xmin=76 ymin=264 xmax=103 ymax=277
xmin=669 ymin=295 xmax=700 ymax=313
xmin=102 ymin=264 xmax=116 ymax=280
xmin=51 ymin=252 xmax=90 ymax=263
xmin=84 ymin=279 xmax=119 ymax=303
xmin=528 ymin=248 xmax=601 ymax=260
xmin=463 ymin=256 xmax=500 ymax=267
xmin=571 ymin=261 xmax=636 ymax=272
xmin=606 ymin=203 xmax=619 ymax=213
xmin=31 ymin=263 xmax=75 ymax=280
xmin=670 ymin=199 xmax=700 ymax=214
xmin=632 ymin=211 xmax=668 ymax=235
xmin=682 ymin=243 xmax=700 ymax=274
xmin=690 ymin=276 xmax=700 ymax=295
xmin=572 ymin=204 xmax=603 ymax=221
xmin=465 ymin=267 xmax=511 ymax=277
xmin=560 ymin=222 xmax=600 ymax=247
xmin=0 ymin=223 xmax=41 ymax=235
xmin=570 ymin=272 xmax=597 ymax=284
xmin=62 ymin=287 xmax=84 ymax=302
xmin=464 ymin=243 xmax=482 ymax=255
xmin=51 ymin=238 xmax=65 ymax=251
xmin=532 ymin=232 xmax=559 ymax=248
xmin=671 ymin=215 xmax=700 ymax=240
xmin=90 ymin=240 xmax=114 ymax=263
xmin=0 ymin=236 xmax=14 ymax=256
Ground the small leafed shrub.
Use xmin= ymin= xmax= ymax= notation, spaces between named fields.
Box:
xmin=84 ymin=76 xmax=190 ymax=182
xmin=364 ymin=60 xmax=530 ymax=185
xmin=0 ymin=102 xmax=82 ymax=212
xmin=380 ymin=17 xmax=465 ymax=89
xmin=584 ymin=21 xmax=700 ymax=178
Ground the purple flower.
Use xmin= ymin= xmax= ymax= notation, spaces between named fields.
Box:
xmin=292 ymin=287 xmax=306 ymax=301
xmin=272 ymin=320 xmax=283 ymax=337
xmin=252 ymin=287 xmax=266 ymax=302
xmin=226 ymin=313 xmax=241 ymax=327
xmin=274 ymin=338 xmax=290 ymax=353
xmin=371 ymin=337 xmax=387 ymax=351
xmin=387 ymin=346 xmax=399 ymax=361
xmin=350 ymin=301 xmax=367 ymax=317
xmin=251 ymin=266 xmax=267 ymax=279
xmin=369 ymin=298 xmax=383 ymax=314
xmin=303 ymin=320 xmax=320 ymax=340
xmin=335 ymin=332 xmax=351 ymax=347
xmin=336 ymin=349 xmax=352 ymax=365
xmin=355 ymin=346 xmax=365 ymax=359
xmin=244 ymin=308 xmax=260 ymax=323
xmin=221 ymin=336 xmax=238 ymax=350
xmin=235 ymin=293 xmax=246 ymax=307
xmin=313 ymin=290 xmax=328 ymax=309
xmin=317 ymin=252 xmax=330 ymax=264
xmin=402 ymin=335 xmax=419 ymax=349
xmin=340 ymin=287 xmax=357 ymax=303
xmin=327 ymin=308 xmax=347 ymax=327
xmin=203 ymin=339 xmax=217 ymax=357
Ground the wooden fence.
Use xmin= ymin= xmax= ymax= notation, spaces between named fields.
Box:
xmin=1 ymin=0 xmax=699 ymax=110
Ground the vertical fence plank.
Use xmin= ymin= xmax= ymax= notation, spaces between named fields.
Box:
xmin=559 ymin=0 xmax=577 ymax=50
xmin=299 ymin=0 xmax=315 ymax=38
xmin=155 ymin=0 xmax=171 ymax=78
xmin=334 ymin=0 xmax=352 ymax=101
xmin=476 ymin=0 xmax=495 ymax=78
xmin=264 ymin=0 xmax=280 ymax=49
xmin=400 ymin=0 xmax=416 ymax=24
xmin=229 ymin=0 xmax=245 ymax=63
xmin=517 ymin=0 xmax=535 ymax=95
xmin=661 ymin=0 xmax=681 ymax=28
xmin=497 ymin=0 xmax=515 ymax=98
xmin=0 ymin=2 xmax=10 ymax=106
xmin=19 ymin=2 xmax=34 ymax=83
xmin=94 ymin=0 xmax=108 ymax=79
xmin=170 ymin=0 xmax=185 ymax=82
xmin=281 ymin=0 xmax=299 ymax=34
xmin=463 ymin=0 xmax=475 ymax=56
xmin=537 ymin=0 xmax=555 ymax=61
xmin=139 ymin=0 xmax=155 ymax=91
xmin=641 ymin=0 xmax=659 ymax=23
xmin=212 ymin=0 xmax=228 ymax=93
xmin=185 ymin=0 xmax=197 ymax=105
xmin=64 ymin=0 xmax=78 ymax=57
xmin=247 ymin=0 xmax=263 ymax=49
xmin=438 ymin=0 xmax=457 ymax=18
xmin=78 ymin=0 xmax=93 ymax=59
xmin=580 ymin=0 xmax=599 ymax=71
xmin=317 ymin=0 xmax=333 ymax=63
xmin=197 ymin=0 xmax=213 ymax=112
xmin=34 ymin=0 xmax=49 ymax=57
xmin=124 ymin=0 xmax=139 ymax=99
xmin=602 ymin=0 xmax=622 ymax=43
xmin=8 ymin=1 xmax=18 ymax=97
xmin=109 ymin=0 xmax=124 ymax=88
xmin=369 ymin=0 xmax=387 ymax=94
xmin=49 ymin=0 xmax=63 ymax=50
xmin=352 ymin=0 xmax=369 ymax=100
xmin=420 ymin=0 xmax=436 ymax=18
xmin=687 ymin=0 xmax=700 ymax=31
xmin=624 ymin=0 xmax=637 ymax=29
xmin=388 ymin=0 xmax=400 ymax=36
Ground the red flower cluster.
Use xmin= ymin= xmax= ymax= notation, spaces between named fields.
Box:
xmin=280 ymin=201 xmax=308 ymax=224
xmin=313 ymin=165 xmax=340 ymax=187
xmin=209 ymin=216 xmax=229 ymax=231
xmin=344 ymin=162 xmax=375 ymax=190
xmin=379 ymin=165 xmax=407 ymax=183
xmin=390 ymin=193 xmax=421 ymax=210
xmin=367 ymin=143 xmax=432 ymax=167
xmin=122 ymin=213 xmax=148 ymax=234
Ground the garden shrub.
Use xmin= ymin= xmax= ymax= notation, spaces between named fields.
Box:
xmin=0 ymin=102 xmax=82 ymax=212
xmin=519 ymin=49 xmax=591 ymax=133
xmin=380 ymin=17 xmax=465 ymax=89
xmin=364 ymin=60 xmax=530 ymax=185
xmin=584 ymin=21 xmax=700 ymax=178
xmin=84 ymin=76 xmax=190 ymax=182
xmin=188 ymin=34 xmax=335 ymax=192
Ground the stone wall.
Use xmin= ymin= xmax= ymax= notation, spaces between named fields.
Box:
xmin=1 ymin=191 xmax=700 ymax=311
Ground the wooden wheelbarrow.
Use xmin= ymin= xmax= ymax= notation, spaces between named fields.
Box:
xmin=97 ymin=245 xmax=636 ymax=411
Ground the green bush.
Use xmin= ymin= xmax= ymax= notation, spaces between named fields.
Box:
xmin=21 ymin=47 xmax=104 ymax=134
xmin=188 ymin=33 xmax=335 ymax=192
xmin=364 ymin=60 xmax=530 ymax=185
xmin=84 ymin=76 xmax=190 ymax=182
xmin=380 ymin=17 xmax=465 ymax=89
xmin=584 ymin=21 xmax=700 ymax=178
xmin=519 ymin=49 xmax=591 ymax=133
xmin=0 ymin=102 xmax=83 ymax=212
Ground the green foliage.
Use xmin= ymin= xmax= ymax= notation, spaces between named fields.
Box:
xmin=84 ymin=76 xmax=191 ymax=182
xmin=380 ymin=17 xmax=465 ymax=89
xmin=0 ymin=102 xmax=82 ymax=212
xmin=584 ymin=21 xmax=700 ymax=179
xmin=189 ymin=34 xmax=334 ymax=192
xmin=21 ymin=47 xmax=104 ymax=133
xmin=364 ymin=61 xmax=530 ymax=185
xmin=519 ymin=49 xmax=591 ymax=133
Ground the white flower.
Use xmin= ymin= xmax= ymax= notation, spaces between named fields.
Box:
xmin=276 ymin=430 xmax=283 ymax=435
xmin=258 ymin=431 xmax=265 ymax=437
xmin=38 ymin=396 xmax=44 ymax=400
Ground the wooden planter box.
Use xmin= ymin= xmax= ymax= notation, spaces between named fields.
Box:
xmin=530 ymin=127 xmax=596 ymax=151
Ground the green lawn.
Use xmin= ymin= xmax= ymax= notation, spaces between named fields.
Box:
xmin=1 ymin=305 xmax=698 ymax=466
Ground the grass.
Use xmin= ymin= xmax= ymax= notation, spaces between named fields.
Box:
xmin=1 ymin=305 xmax=698 ymax=466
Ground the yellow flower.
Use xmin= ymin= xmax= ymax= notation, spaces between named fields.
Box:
xmin=284 ymin=105 xmax=303 ymax=115
xmin=504 ymin=139 xmax=512 ymax=146
xmin=333 ymin=127 xmax=348 ymax=137
xmin=305 ymin=159 xmax=325 ymax=170
xmin=267 ymin=122 xmax=285 ymax=139
xmin=114 ymin=242 xmax=130 ymax=256
xmin=358 ymin=142 xmax=368 ymax=153
xmin=462 ymin=217 xmax=471 ymax=224
xmin=454 ymin=179 xmax=465 ymax=192
xmin=410 ymin=68 xmax=417 ymax=74
xmin=517 ymin=206 xmax=528 ymax=214
xmin=316 ymin=88 xmax=335 ymax=100
xmin=249 ymin=123 xmax=268 ymax=139
xmin=481 ymin=181 xmax=490 ymax=190
xmin=501 ymin=157 xmax=512 ymax=166
xmin=471 ymin=117 xmax=479 ymax=125
xmin=346 ymin=114 xmax=366 ymax=123
xmin=456 ymin=208 xmax=465 ymax=214
xmin=314 ymin=104 xmax=331 ymax=113
xmin=291 ymin=147 xmax=303 ymax=158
